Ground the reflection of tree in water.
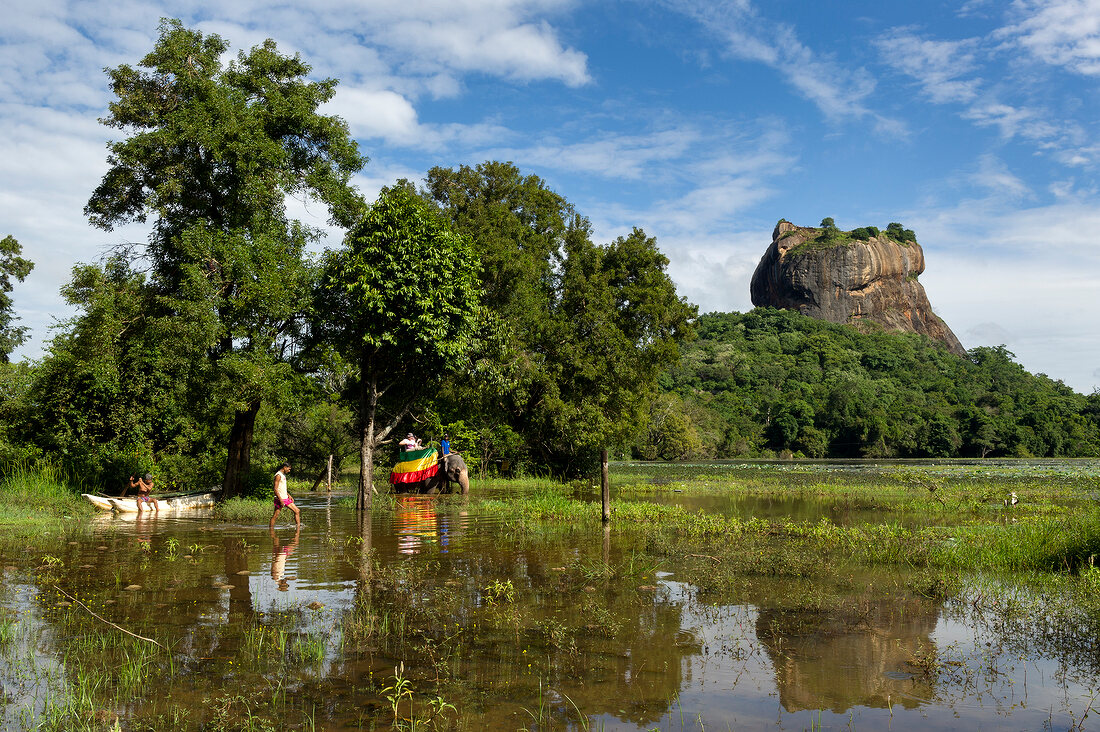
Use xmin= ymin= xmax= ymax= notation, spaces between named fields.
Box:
xmin=441 ymin=550 xmax=699 ymax=729
xmin=941 ymin=593 xmax=1100 ymax=679
xmin=756 ymin=594 xmax=939 ymax=713
xmin=566 ymin=593 xmax=698 ymax=728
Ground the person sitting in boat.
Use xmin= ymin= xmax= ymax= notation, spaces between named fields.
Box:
xmin=398 ymin=433 xmax=421 ymax=452
xmin=131 ymin=473 xmax=159 ymax=513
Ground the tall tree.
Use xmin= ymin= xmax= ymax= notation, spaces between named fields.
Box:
xmin=84 ymin=18 xmax=365 ymax=496
xmin=0 ymin=235 xmax=34 ymax=362
xmin=316 ymin=184 xmax=481 ymax=510
xmin=22 ymin=257 xmax=222 ymax=486
xmin=426 ymin=162 xmax=696 ymax=476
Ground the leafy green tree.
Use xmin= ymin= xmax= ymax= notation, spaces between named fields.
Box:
xmin=0 ymin=361 xmax=38 ymax=469
xmin=23 ymin=257 xmax=223 ymax=488
xmin=83 ymin=18 xmax=365 ymax=497
xmin=641 ymin=394 xmax=702 ymax=460
xmin=0 ymin=235 xmax=34 ymax=362
xmin=885 ymin=222 xmax=916 ymax=243
xmin=316 ymin=184 xmax=481 ymax=509
xmin=425 ymin=162 xmax=696 ymax=476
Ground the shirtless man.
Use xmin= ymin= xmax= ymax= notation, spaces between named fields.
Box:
xmin=130 ymin=473 xmax=158 ymax=512
xmin=270 ymin=463 xmax=301 ymax=529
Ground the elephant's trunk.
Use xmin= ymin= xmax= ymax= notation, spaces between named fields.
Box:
xmin=458 ymin=471 xmax=470 ymax=495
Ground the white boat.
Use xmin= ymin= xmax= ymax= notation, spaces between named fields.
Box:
xmin=82 ymin=490 xmax=220 ymax=513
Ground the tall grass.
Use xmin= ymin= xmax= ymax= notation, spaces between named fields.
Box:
xmin=0 ymin=465 xmax=92 ymax=541
xmin=214 ymin=496 xmax=275 ymax=522
xmin=935 ymin=510 xmax=1100 ymax=572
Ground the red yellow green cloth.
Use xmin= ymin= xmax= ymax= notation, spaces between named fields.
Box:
xmin=390 ymin=447 xmax=439 ymax=484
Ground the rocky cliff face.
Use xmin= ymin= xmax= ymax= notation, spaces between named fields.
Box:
xmin=750 ymin=221 xmax=966 ymax=356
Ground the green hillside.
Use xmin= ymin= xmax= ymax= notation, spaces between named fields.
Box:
xmin=638 ymin=308 xmax=1100 ymax=460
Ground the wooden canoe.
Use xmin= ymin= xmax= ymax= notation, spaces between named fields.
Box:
xmin=82 ymin=490 xmax=220 ymax=513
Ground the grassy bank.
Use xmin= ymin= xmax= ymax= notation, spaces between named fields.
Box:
xmin=0 ymin=466 xmax=93 ymax=539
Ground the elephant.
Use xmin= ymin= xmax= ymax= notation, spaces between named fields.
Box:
xmin=393 ymin=453 xmax=470 ymax=495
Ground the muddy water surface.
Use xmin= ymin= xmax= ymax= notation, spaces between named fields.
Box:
xmin=1 ymin=478 xmax=1098 ymax=730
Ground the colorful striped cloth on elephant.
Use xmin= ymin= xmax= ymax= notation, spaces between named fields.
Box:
xmin=390 ymin=447 xmax=440 ymax=484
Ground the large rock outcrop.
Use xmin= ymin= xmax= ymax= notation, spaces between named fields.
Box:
xmin=750 ymin=221 xmax=965 ymax=356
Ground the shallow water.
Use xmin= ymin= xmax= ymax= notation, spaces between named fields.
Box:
xmin=2 ymin=470 xmax=1099 ymax=730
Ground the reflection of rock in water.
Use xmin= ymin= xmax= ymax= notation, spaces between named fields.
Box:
xmin=756 ymin=595 xmax=939 ymax=713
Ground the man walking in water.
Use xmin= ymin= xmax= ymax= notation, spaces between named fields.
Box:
xmin=270 ymin=463 xmax=301 ymax=529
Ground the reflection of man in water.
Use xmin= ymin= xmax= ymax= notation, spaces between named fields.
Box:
xmin=270 ymin=526 xmax=300 ymax=591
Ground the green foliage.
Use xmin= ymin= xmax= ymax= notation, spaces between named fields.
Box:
xmin=0 ymin=235 xmax=34 ymax=362
xmin=425 ymin=162 xmax=696 ymax=476
xmin=788 ymin=222 xmax=912 ymax=255
xmin=320 ymin=184 xmax=480 ymax=376
xmin=38 ymin=19 xmax=366 ymax=494
xmin=0 ymin=361 xmax=39 ymax=468
xmin=885 ymin=222 xmax=917 ymax=244
xmin=317 ymin=183 xmax=481 ymax=503
xmin=642 ymin=308 xmax=1100 ymax=459
xmin=20 ymin=257 xmax=223 ymax=489
xmin=849 ymin=226 xmax=880 ymax=240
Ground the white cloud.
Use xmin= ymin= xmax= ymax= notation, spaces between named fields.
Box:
xmin=324 ymin=89 xmax=422 ymax=144
xmin=961 ymin=101 xmax=1062 ymax=141
xmin=1000 ymin=0 xmax=1100 ymax=76
xmin=969 ymin=154 xmax=1033 ymax=199
xmin=663 ymin=230 xmax=766 ymax=314
xmin=875 ymin=31 xmax=982 ymax=104
xmin=325 ymin=85 xmax=517 ymax=151
xmin=492 ymin=128 xmax=701 ymax=180
xmin=910 ymin=197 xmax=1100 ymax=392
xmin=927 ymin=253 xmax=1100 ymax=392
xmin=664 ymin=0 xmax=900 ymax=132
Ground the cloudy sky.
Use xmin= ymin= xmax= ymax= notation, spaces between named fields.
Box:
xmin=3 ymin=0 xmax=1099 ymax=393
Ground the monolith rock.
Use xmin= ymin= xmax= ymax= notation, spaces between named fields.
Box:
xmin=750 ymin=221 xmax=965 ymax=356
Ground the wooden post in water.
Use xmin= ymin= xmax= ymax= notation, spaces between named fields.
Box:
xmin=601 ymin=449 xmax=610 ymax=524
xmin=326 ymin=454 xmax=333 ymax=491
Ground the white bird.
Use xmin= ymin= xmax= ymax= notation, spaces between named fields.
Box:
xmin=1003 ymin=491 xmax=1018 ymax=507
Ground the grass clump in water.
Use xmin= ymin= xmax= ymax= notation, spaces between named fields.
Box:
xmin=213 ymin=496 xmax=273 ymax=522
xmin=933 ymin=510 xmax=1100 ymax=572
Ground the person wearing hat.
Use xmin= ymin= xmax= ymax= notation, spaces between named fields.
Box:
xmin=398 ymin=433 xmax=421 ymax=452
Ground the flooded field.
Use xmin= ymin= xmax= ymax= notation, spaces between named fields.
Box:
xmin=3 ymin=460 xmax=1100 ymax=730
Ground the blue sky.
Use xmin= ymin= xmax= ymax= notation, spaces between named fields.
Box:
xmin=3 ymin=0 xmax=1099 ymax=393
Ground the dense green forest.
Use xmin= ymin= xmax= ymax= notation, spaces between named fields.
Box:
xmin=0 ymin=21 xmax=1097 ymax=496
xmin=643 ymin=308 xmax=1100 ymax=460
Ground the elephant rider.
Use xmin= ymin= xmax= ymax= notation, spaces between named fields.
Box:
xmin=399 ymin=433 xmax=421 ymax=452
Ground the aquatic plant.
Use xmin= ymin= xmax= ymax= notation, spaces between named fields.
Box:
xmin=483 ymin=579 xmax=515 ymax=606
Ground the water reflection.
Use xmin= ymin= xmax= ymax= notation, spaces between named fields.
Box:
xmin=270 ymin=527 xmax=300 ymax=591
xmin=393 ymin=496 xmax=469 ymax=555
xmin=11 ymin=481 xmax=1100 ymax=730
xmin=755 ymin=595 xmax=938 ymax=712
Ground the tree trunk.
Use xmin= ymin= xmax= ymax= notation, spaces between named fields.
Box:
xmin=309 ymin=465 xmax=327 ymax=492
xmin=223 ymin=399 xmax=261 ymax=499
xmin=357 ymin=372 xmax=378 ymax=511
